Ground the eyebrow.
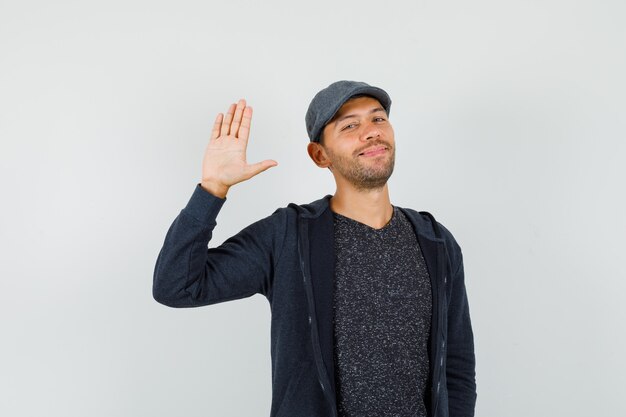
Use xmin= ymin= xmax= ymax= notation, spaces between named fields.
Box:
xmin=333 ymin=107 xmax=386 ymax=126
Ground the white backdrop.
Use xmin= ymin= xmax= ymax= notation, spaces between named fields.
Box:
xmin=1 ymin=1 xmax=625 ymax=416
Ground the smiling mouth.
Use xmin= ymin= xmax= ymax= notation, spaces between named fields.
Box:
xmin=358 ymin=146 xmax=388 ymax=156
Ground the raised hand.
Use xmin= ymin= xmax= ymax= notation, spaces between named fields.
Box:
xmin=200 ymin=99 xmax=278 ymax=198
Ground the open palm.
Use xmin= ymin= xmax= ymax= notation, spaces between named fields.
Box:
xmin=201 ymin=99 xmax=277 ymax=198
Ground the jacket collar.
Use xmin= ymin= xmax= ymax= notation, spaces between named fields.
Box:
xmin=290 ymin=194 xmax=443 ymax=243
xmin=289 ymin=194 xmax=333 ymax=219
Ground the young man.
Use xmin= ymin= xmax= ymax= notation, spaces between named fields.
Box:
xmin=153 ymin=80 xmax=477 ymax=417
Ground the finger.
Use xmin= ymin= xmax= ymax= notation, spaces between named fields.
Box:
xmin=210 ymin=113 xmax=223 ymax=141
xmin=230 ymin=99 xmax=246 ymax=138
xmin=243 ymin=159 xmax=278 ymax=180
xmin=238 ymin=106 xmax=253 ymax=144
xmin=220 ymin=103 xmax=236 ymax=137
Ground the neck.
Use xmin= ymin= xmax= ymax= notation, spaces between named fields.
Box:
xmin=329 ymin=182 xmax=393 ymax=229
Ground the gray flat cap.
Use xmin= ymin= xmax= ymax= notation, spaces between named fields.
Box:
xmin=305 ymin=80 xmax=392 ymax=142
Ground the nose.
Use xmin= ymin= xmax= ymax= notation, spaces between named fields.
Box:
xmin=361 ymin=121 xmax=381 ymax=141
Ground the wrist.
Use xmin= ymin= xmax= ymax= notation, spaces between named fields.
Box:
xmin=200 ymin=180 xmax=229 ymax=199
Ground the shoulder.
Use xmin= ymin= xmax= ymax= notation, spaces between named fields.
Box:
xmin=247 ymin=195 xmax=331 ymax=234
xmin=266 ymin=194 xmax=333 ymax=223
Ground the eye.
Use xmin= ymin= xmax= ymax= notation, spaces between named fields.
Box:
xmin=374 ymin=117 xmax=386 ymax=122
xmin=341 ymin=123 xmax=357 ymax=131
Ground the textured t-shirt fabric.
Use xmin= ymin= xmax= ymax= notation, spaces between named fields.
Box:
xmin=332 ymin=206 xmax=432 ymax=417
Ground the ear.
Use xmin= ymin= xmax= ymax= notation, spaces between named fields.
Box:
xmin=307 ymin=142 xmax=331 ymax=168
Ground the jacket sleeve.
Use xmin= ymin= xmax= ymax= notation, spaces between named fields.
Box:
xmin=444 ymin=236 xmax=477 ymax=417
xmin=152 ymin=184 xmax=286 ymax=307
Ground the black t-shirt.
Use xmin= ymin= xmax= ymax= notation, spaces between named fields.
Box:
xmin=332 ymin=206 xmax=432 ymax=417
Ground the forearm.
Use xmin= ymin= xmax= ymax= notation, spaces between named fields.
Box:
xmin=152 ymin=184 xmax=226 ymax=307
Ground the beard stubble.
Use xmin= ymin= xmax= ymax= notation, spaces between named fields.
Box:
xmin=325 ymin=140 xmax=396 ymax=191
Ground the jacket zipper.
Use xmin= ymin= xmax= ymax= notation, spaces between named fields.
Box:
xmin=297 ymin=216 xmax=338 ymax=417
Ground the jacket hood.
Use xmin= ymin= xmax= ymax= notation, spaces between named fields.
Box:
xmin=287 ymin=195 xmax=442 ymax=242
xmin=287 ymin=195 xmax=333 ymax=219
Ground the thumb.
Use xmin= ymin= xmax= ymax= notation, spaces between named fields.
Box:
xmin=243 ymin=159 xmax=278 ymax=180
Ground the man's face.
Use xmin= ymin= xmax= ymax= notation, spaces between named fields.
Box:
xmin=317 ymin=96 xmax=395 ymax=191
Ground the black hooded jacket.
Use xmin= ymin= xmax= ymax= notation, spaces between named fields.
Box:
xmin=153 ymin=184 xmax=477 ymax=417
